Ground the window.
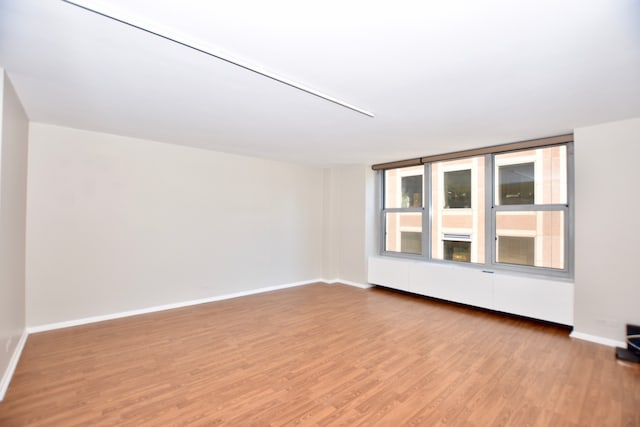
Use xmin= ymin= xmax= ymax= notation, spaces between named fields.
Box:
xmin=431 ymin=157 xmax=485 ymax=264
xmin=383 ymin=165 xmax=423 ymax=255
xmin=493 ymin=145 xmax=568 ymax=270
xmin=377 ymin=137 xmax=572 ymax=276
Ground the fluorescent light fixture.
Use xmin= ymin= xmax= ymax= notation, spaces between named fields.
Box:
xmin=62 ymin=0 xmax=375 ymax=117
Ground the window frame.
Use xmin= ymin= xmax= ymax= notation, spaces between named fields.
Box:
xmin=431 ymin=155 xmax=486 ymax=264
xmin=490 ymin=146 xmax=571 ymax=276
xmin=378 ymin=140 xmax=574 ymax=278
xmin=380 ymin=166 xmax=425 ymax=259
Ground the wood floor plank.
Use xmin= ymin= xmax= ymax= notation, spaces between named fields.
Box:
xmin=1 ymin=283 xmax=638 ymax=426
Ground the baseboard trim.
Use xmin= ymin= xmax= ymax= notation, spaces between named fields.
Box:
xmin=569 ymin=331 xmax=626 ymax=348
xmin=0 ymin=329 xmax=28 ymax=401
xmin=324 ymin=279 xmax=373 ymax=289
xmin=27 ymin=279 xmax=323 ymax=334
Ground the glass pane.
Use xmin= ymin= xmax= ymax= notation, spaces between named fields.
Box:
xmin=498 ymin=236 xmax=534 ymax=266
xmin=499 ymin=162 xmax=534 ymax=205
xmin=432 ymin=157 xmax=485 ymax=263
xmin=496 ymin=211 xmax=565 ymax=269
xmin=384 ymin=166 xmax=423 ymax=208
xmin=444 ymin=240 xmax=471 ymax=262
xmin=444 ymin=169 xmax=471 ymax=208
xmin=385 ymin=212 xmax=422 ymax=255
xmin=495 ymin=145 xmax=567 ymax=205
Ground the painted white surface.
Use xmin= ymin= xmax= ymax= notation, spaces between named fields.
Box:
xmin=493 ymin=274 xmax=573 ymax=325
xmin=26 ymin=123 xmax=324 ymax=327
xmin=27 ymin=279 xmax=370 ymax=335
xmin=368 ymin=256 xmax=574 ymax=325
xmin=0 ymin=331 xmax=27 ymax=401
xmin=1 ymin=1 xmax=639 ymax=165
xmin=574 ymin=117 xmax=640 ymax=343
xmin=321 ymin=169 xmax=337 ymax=280
xmin=569 ymin=331 xmax=626 ymax=349
xmin=325 ymin=279 xmax=373 ymax=290
xmin=0 ymin=70 xmax=29 ymax=401
xmin=409 ymin=262 xmax=494 ymax=310
xmin=368 ymin=256 xmax=410 ymax=292
xmin=322 ymin=165 xmax=373 ymax=285
xmin=27 ymin=279 xmax=321 ymax=334
xmin=335 ymin=166 xmax=367 ymax=284
xmin=363 ymin=167 xmax=378 ymax=268
xmin=61 ymin=1 xmax=374 ymax=118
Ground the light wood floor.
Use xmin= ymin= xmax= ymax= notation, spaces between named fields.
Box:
xmin=1 ymin=283 xmax=638 ymax=426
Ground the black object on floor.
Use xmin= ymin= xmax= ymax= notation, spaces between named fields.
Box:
xmin=615 ymin=323 xmax=640 ymax=364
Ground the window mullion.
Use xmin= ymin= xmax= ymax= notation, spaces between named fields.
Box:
xmin=493 ymin=204 xmax=567 ymax=212
xmin=383 ymin=208 xmax=423 ymax=213
xmin=566 ymin=142 xmax=575 ymax=277
xmin=378 ymin=170 xmax=385 ymax=256
xmin=425 ymin=162 xmax=431 ymax=261
xmin=487 ymin=153 xmax=496 ymax=269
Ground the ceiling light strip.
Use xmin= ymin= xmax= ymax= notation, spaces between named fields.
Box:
xmin=61 ymin=0 xmax=375 ymax=118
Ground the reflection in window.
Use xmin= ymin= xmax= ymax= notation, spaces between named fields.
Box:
xmin=495 ymin=211 xmax=564 ymax=269
xmin=384 ymin=212 xmax=423 ymax=255
xmin=401 ymin=231 xmax=422 ymax=255
xmin=443 ymin=240 xmax=471 ymax=262
xmin=402 ymin=175 xmax=422 ymax=208
xmin=498 ymin=236 xmax=535 ymax=266
xmin=432 ymin=157 xmax=484 ymax=264
xmin=499 ymin=162 xmax=534 ymax=205
xmin=384 ymin=166 xmax=423 ymax=209
xmin=444 ymin=169 xmax=471 ymax=208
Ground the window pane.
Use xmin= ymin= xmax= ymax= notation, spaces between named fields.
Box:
xmin=496 ymin=211 xmax=565 ymax=269
xmin=384 ymin=166 xmax=423 ymax=208
xmin=401 ymin=232 xmax=422 ymax=255
xmin=444 ymin=240 xmax=471 ymax=262
xmin=499 ymin=162 xmax=534 ymax=205
xmin=444 ymin=169 xmax=471 ymax=208
xmin=498 ymin=236 xmax=534 ymax=266
xmin=495 ymin=145 xmax=567 ymax=205
xmin=432 ymin=157 xmax=485 ymax=263
xmin=385 ymin=212 xmax=422 ymax=254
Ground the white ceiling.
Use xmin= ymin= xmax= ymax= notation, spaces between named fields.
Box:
xmin=1 ymin=0 xmax=639 ymax=166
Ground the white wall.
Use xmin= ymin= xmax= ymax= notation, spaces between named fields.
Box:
xmin=26 ymin=123 xmax=324 ymax=326
xmin=0 ymin=70 xmax=29 ymax=399
xmin=15 ymin=102 xmax=640 ymax=351
xmin=322 ymin=165 xmax=376 ymax=285
xmin=574 ymin=117 xmax=640 ymax=343
xmin=321 ymin=168 xmax=338 ymax=280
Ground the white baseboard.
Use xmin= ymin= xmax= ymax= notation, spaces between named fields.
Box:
xmin=27 ymin=279 xmax=324 ymax=334
xmin=0 ymin=329 xmax=28 ymax=401
xmin=569 ymin=331 xmax=626 ymax=348
xmin=324 ymin=279 xmax=373 ymax=289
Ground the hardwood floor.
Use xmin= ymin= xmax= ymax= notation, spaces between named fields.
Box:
xmin=1 ymin=283 xmax=638 ymax=426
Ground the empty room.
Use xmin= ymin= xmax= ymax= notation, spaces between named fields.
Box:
xmin=1 ymin=0 xmax=639 ymax=425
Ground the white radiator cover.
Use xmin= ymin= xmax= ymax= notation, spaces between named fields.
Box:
xmin=368 ymin=256 xmax=573 ymax=325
